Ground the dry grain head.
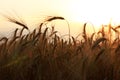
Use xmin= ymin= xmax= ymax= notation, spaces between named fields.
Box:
xmin=46 ymin=16 xmax=65 ymax=22
xmin=3 ymin=15 xmax=29 ymax=30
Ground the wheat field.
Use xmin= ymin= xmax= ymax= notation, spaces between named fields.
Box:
xmin=0 ymin=16 xmax=120 ymax=80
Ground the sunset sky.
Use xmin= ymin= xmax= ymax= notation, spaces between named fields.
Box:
xmin=0 ymin=0 xmax=120 ymax=37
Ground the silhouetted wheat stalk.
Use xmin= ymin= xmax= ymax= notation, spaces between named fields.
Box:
xmin=46 ymin=16 xmax=71 ymax=41
xmin=92 ymin=37 xmax=107 ymax=50
xmin=3 ymin=15 xmax=29 ymax=30
xmin=19 ymin=28 xmax=25 ymax=37
xmin=83 ymin=23 xmax=87 ymax=41
xmin=13 ymin=28 xmax=19 ymax=38
xmin=46 ymin=16 xmax=64 ymax=21
xmin=94 ymin=48 xmax=105 ymax=63
xmin=115 ymin=25 xmax=120 ymax=30
xmin=0 ymin=37 xmax=8 ymax=51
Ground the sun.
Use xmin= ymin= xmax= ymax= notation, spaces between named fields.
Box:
xmin=65 ymin=0 xmax=110 ymax=25
xmin=62 ymin=0 xmax=120 ymax=31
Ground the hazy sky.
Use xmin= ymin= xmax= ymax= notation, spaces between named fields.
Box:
xmin=0 ymin=0 xmax=120 ymax=23
xmin=0 ymin=0 xmax=120 ymax=37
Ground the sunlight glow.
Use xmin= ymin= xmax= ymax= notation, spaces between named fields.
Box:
xmin=62 ymin=0 xmax=120 ymax=30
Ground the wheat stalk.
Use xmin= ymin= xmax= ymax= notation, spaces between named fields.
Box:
xmin=92 ymin=38 xmax=107 ymax=50
xmin=0 ymin=37 xmax=8 ymax=49
xmin=19 ymin=28 xmax=25 ymax=37
xmin=46 ymin=16 xmax=71 ymax=41
xmin=0 ymin=37 xmax=8 ymax=42
xmin=101 ymin=25 xmax=105 ymax=37
xmin=94 ymin=49 xmax=105 ymax=62
xmin=46 ymin=16 xmax=64 ymax=22
xmin=32 ymin=29 xmax=36 ymax=38
xmin=19 ymin=35 xmax=25 ymax=44
xmin=42 ymin=28 xmax=48 ymax=40
xmin=72 ymin=36 xmax=76 ymax=46
xmin=115 ymin=25 xmax=120 ymax=30
xmin=8 ymin=36 xmax=20 ymax=47
xmin=3 ymin=15 xmax=29 ymax=30
xmin=13 ymin=28 xmax=19 ymax=38
xmin=83 ymin=23 xmax=87 ymax=41
xmin=49 ymin=31 xmax=57 ymax=37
